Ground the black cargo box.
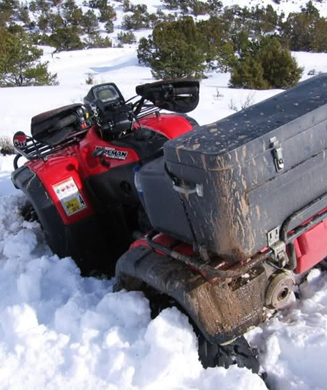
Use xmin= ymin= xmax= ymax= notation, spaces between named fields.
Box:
xmin=158 ymin=74 xmax=327 ymax=261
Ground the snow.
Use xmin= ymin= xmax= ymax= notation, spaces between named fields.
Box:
xmin=2 ymin=2 xmax=327 ymax=387
xmin=0 ymin=194 xmax=266 ymax=390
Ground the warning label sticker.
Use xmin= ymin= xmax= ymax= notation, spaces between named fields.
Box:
xmin=53 ymin=178 xmax=86 ymax=216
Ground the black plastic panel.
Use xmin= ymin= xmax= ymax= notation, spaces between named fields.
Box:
xmin=139 ymin=157 xmax=193 ymax=241
xmin=160 ymin=74 xmax=327 ymax=260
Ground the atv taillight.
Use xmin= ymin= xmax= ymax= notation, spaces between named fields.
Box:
xmin=13 ymin=131 xmax=27 ymax=149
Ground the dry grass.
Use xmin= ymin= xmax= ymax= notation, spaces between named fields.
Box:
xmin=0 ymin=136 xmax=14 ymax=155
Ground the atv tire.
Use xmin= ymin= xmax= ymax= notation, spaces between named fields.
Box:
xmin=21 ymin=200 xmax=39 ymax=222
xmin=20 ymin=199 xmax=117 ymax=276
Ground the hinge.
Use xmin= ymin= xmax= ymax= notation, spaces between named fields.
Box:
xmin=267 ymin=227 xmax=288 ymax=267
xmin=270 ymin=137 xmax=284 ymax=172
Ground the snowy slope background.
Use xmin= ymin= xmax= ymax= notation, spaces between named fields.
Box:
xmin=2 ymin=0 xmax=327 ymax=388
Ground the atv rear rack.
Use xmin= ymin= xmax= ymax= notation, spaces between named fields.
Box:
xmin=13 ymin=129 xmax=88 ymax=169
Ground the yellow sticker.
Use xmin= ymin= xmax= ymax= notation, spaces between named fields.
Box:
xmin=63 ymin=197 xmax=83 ymax=215
xmin=53 ymin=178 xmax=86 ymax=217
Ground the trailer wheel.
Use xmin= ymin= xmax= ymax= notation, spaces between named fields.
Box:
xmin=198 ymin=333 xmax=260 ymax=373
xmin=142 ymin=286 xmax=262 ymax=375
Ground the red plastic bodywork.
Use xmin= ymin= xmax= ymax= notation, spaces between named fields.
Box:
xmin=137 ymin=114 xmax=194 ymax=139
xmin=294 ymin=217 xmax=327 ymax=274
xmin=130 ymin=233 xmax=193 ymax=256
xmin=26 ymin=114 xmax=194 ymax=226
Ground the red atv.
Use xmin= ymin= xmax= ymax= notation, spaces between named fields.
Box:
xmin=11 ymin=80 xmax=199 ymax=274
xmin=12 ymin=74 xmax=327 ymax=378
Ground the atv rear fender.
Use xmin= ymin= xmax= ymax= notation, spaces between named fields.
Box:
xmin=115 ymin=246 xmax=267 ymax=344
xmin=11 ymin=165 xmax=109 ymax=270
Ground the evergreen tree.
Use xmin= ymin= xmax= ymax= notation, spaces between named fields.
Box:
xmin=0 ymin=0 xmax=19 ymax=26
xmin=281 ymin=2 xmax=322 ymax=51
xmin=86 ymin=0 xmax=106 ymax=9
xmin=229 ymin=55 xmax=269 ymax=89
xmin=122 ymin=6 xmax=152 ymax=30
xmin=37 ymin=14 xmax=50 ymax=31
xmin=35 ymin=0 xmax=51 ymax=12
xmin=48 ymin=11 xmax=65 ymax=31
xmin=258 ymin=37 xmax=303 ymax=88
xmin=230 ymin=36 xmax=303 ymax=89
xmin=16 ymin=4 xmax=31 ymax=26
xmin=122 ymin=0 xmax=134 ymax=12
xmin=62 ymin=0 xmax=83 ymax=28
xmin=117 ymin=31 xmax=136 ymax=44
xmin=48 ymin=27 xmax=84 ymax=51
xmin=137 ymin=17 xmax=206 ymax=79
xmin=160 ymin=0 xmax=179 ymax=10
xmin=0 ymin=29 xmax=58 ymax=86
xmin=29 ymin=1 xmax=37 ymax=11
xmin=104 ymin=20 xmax=114 ymax=33
xmin=197 ymin=17 xmax=233 ymax=69
xmin=99 ymin=4 xmax=116 ymax=23
xmin=82 ymin=10 xmax=99 ymax=34
xmin=84 ymin=32 xmax=112 ymax=48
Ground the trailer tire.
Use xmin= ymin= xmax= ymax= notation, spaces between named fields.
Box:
xmin=198 ymin=334 xmax=260 ymax=373
xmin=141 ymin=285 xmax=262 ymax=375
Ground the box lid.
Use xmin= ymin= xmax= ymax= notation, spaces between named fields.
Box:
xmin=164 ymin=74 xmax=327 ymax=171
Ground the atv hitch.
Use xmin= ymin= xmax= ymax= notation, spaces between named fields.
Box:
xmin=145 ymin=231 xmax=273 ymax=282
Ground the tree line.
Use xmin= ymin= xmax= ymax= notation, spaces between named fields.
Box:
xmin=138 ymin=1 xmax=327 ymax=89
xmin=0 ymin=0 xmax=325 ymax=88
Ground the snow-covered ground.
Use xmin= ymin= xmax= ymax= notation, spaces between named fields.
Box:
xmin=2 ymin=33 xmax=327 ymax=389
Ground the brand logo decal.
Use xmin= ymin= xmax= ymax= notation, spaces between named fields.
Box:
xmin=95 ymin=146 xmax=128 ymax=160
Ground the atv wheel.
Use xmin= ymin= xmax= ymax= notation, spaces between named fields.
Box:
xmin=21 ymin=200 xmax=39 ymax=222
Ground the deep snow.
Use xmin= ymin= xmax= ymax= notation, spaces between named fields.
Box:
xmin=2 ymin=168 xmax=327 ymax=389
xmin=0 ymin=186 xmax=267 ymax=390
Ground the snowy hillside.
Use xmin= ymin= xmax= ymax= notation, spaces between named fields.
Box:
xmin=1 ymin=46 xmax=327 ymax=390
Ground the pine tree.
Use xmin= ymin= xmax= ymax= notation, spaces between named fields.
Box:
xmin=0 ymin=29 xmax=58 ymax=86
xmin=229 ymin=55 xmax=269 ymax=89
xmin=82 ymin=10 xmax=99 ymax=34
xmin=84 ymin=32 xmax=112 ymax=48
xmin=137 ymin=17 xmax=207 ymax=79
xmin=229 ymin=36 xmax=303 ymax=89
xmin=258 ymin=37 xmax=303 ymax=88
xmin=48 ymin=27 xmax=84 ymax=51
xmin=117 ymin=31 xmax=136 ymax=44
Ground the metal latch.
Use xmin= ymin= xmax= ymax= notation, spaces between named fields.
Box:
xmin=270 ymin=137 xmax=284 ymax=172
xmin=267 ymin=227 xmax=288 ymax=267
xmin=173 ymin=183 xmax=203 ymax=197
